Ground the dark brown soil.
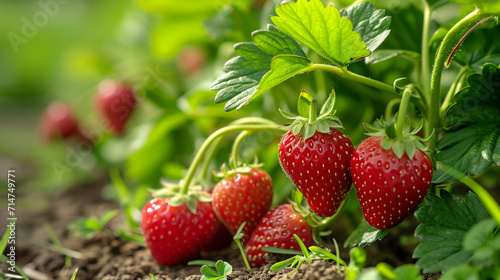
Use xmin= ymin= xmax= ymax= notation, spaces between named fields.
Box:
xmin=3 ymin=179 xmax=439 ymax=279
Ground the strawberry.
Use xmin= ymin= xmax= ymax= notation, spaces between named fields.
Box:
xmin=212 ymin=168 xmax=273 ymax=243
xmin=39 ymin=101 xmax=82 ymax=141
xmin=95 ymin=80 xmax=136 ymax=135
xmin=278 ymin=90 xmax=353 ymax=217
xmin=141 ymin=196 xmax=218 ymax=266
xmin=245 ymin=204 xmax=313 ymax=267
xmin=351 ymin=120 xmax=433 ymax=229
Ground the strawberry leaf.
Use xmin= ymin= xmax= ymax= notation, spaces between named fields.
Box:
xmin=344 ymin=219 xmax=389 ymax=248
xmin=211 ymin=25 xmax=306 ymax=111
xmin=413 ymin=190 xmax=489 ymax=273
xmin=339 ymin=2 xmax=391 ymax=53
xmin=258 ymin=55 xmax=312 ymax=99
xmin=433 ymin=63 xmax=500 ymax=183
xmin=271 ymin=0 xmax=371 ymax=67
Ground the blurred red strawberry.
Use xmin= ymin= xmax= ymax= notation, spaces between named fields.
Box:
xmin=95 ymin=80 xmax=136 ymax=135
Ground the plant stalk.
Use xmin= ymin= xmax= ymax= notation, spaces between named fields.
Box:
xmin=427 ymin=8 xmax=494 ymax=151
xmin=180 ymin=119 xmax=285 ymax=194
xmin=420 ymin=0 xmax=432 ymax=97
xmin=310 ymin=64 xmax=428 ymax=115
xmin=396 ymin=85 xmax=414 ymax=138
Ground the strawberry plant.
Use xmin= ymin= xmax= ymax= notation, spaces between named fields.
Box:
xmin=7 ymin=0 xmax=500 ymax=279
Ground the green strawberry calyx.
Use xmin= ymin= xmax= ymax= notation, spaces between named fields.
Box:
xmin=363 ymin=84 xmax=433 ymax=160
xmin=280 ymin=89 xmax=343 ymax=140
xmin=150 ymin=180 xmax=212 ymax=214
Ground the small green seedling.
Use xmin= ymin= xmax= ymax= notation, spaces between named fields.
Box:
xmin=68 ymin=210 xmax=118 ymax=238
xmin=70 ymin=268 xmax=79 ymax=280
xmin=233 ymin=222 xmax=251 ymax=270
xmin=200 ymin=260 xmax=233 ymax=280
xmin=266 ymin=234 xmax=346 ymax=274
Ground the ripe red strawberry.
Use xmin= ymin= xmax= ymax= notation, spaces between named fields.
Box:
xmin=351 ymin=136 xmax=433 ymax=229
xmin=279 ymin=128 xmax=354 ymax=217
xmin=95 ymin=80 xmax=136 ymax=135
xmin=212 ymin=168 xmax=273 ymax=243
xmin=141 ymin=197 xmax=219 ymax=266
xmin=278 ymin=90 xmax=353 ymax=217
xmin=39 ymin=101 xmax=82 ymax=140
xmin=245 ymin=204 xmax=313 ymax=267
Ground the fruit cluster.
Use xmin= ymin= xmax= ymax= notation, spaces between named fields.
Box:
xmin=140 ymin=90 xmax=434 ymax=267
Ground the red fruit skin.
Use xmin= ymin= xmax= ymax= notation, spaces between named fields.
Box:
xmin=212 ymin=169 xmax=273 ymax=243
xmin=95 ymin=80 xmax=136 ymax=135
xmin=201 ymin=222 xmax=233 ymax=253
xmin=279 ymin=129 xmax=354 ymax=217
xmin=39 ymin=101 xmax=81 ymax=140
xmin=351 ymin=136 xmax=433 ymax=229
xmin=245 ymin=204 xmax=313 ymax=267
xmin=141 ymin=198 xmax=218 ymax=266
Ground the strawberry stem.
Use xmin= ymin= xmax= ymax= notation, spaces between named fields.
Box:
xmin=395 ymin=85 xmax=414 ymax=139
xmin=230 ymin=130 xmax=253 ymax=170
xmin=316 ymin=198 xmax=347 ymax=232
xmin=309 ymin=99 xmax=318 ymax=123
xmin=180 ymin=118 xmax=286 ymax=195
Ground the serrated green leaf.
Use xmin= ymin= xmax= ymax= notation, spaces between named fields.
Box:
xmin=344 ymin=219 xmax=389 ymax=248
xmin=434 ymin=63 xmax=500 ymax=183
xmin=339 ymin=2 xmax=391 ymax=53
xmin=319 ymin=89 xmax=336 ymax=117
xmin=257 ymin=55 xmax=312 ymax=101
xmin=413 ymin=190 xmax=489 ymax=273
xmin=212 ymin=25 xmax=306 ymax=111
xmin=365 ymin=49 xmax=420 ymax=64
xmin=298 ymin=91 xmax=313 ymax=118
xmin=271 ymin=0 xmax=371 ymax=67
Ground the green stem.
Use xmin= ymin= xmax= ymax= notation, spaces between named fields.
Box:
xmin=310 ymin=64 xmax=395 ymax=96
xmin=427 ymin=8 xmax=493 ymax=150
xmin=439 ymin=66 xmax=469 ymax=118
xmin=309 ymin=99 xmax=318 ymax=123
xmin=231 ymin=130 xmax=253 ymax=169
xmin=385 ymin=99 xmax=401 ymax=122
xmin=180 ymin=120 xmax=286 ymax=194
xmin=396 ymin=86 xmax=414 ymax=138
xmin=421 ymin=0 xmax=432 ymax=97
xmin=317 ymin=198 xmax=347 ymax=231
xmin=196 ymin=136 xmax=224 ymax=187
xmin=310 ymin=63 xmax=428 ymax=115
